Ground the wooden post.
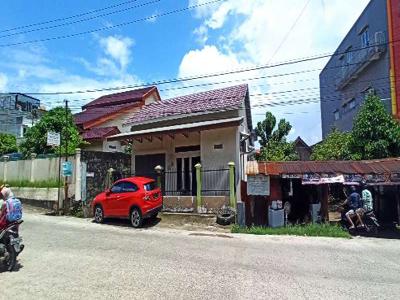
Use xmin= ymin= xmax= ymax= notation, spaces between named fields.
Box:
xmin=228 ymin=162 xmax=236 ymax=210
xmin=195 ymin=163 xmax=202 ymax=212
xmin=321 ymin=184 xmax=329 ymax=222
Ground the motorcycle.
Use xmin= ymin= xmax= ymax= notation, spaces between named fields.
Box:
xmin=339 ymin=205 xmax=380 ymax=235
xmin=0 ymin=219 xmax=24 ymax=272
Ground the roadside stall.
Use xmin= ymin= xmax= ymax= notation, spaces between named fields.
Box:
xmin=244 ymin=159 xmax=400 ymax=227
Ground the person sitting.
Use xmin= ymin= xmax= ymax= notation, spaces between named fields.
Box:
xmin=0 ymin=185 xmax=15 ymax=230
xmin=343 ymin=186 xmax=364 ymax=229
xmin=361 ymin=185 xmax=373 ymax=213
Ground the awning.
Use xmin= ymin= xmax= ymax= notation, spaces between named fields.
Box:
xmin=108 ymin=117 xmax=243 ymax=142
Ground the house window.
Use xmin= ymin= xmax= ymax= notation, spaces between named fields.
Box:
xmin=213 ymin=144 xmax=223 ymax=150
xmin=176 ymin=157 xmax=191 ymax=192
xmin=349 ymin=98 xmax=356 ymax=109
xmin=360 ymin=28 xmax=370 ymax=48
xmin=334 ymin=110 xmax=340 ymax=121
xmin=345 ymin=46 xmax=353 ymax=64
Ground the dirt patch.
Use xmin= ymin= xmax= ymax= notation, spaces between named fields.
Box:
xmin=156 ymin=212 xmax=231 ymax=233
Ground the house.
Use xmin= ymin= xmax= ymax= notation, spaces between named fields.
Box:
xmin=293 ymin=136 xmax=312 ymax=161
xmin=319 ymin=0 xmax=400 ymax=138
xmin=0 ymin=93 xmax=41 ymax=138
xmin=108 ymin=84 xmax=254 ymax=211
xmin=74 ymin=86 xmax=161 ymax=152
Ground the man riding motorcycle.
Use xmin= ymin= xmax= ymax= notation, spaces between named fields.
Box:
xmin=343 ymin=186 xmax=365 ymax=229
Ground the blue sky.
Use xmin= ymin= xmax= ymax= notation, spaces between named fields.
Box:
xmin=0 ymin=0 xmax=370 ymax=144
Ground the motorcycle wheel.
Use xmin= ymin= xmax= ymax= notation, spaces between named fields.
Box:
xmin=3 ymin=244 xmax=17 ymax=272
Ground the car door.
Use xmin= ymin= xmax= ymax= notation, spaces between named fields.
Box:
xmin=106 ymin=182 xmax=125 ymax=216
xmin=118 ymin=181 xmax=140 ymax=216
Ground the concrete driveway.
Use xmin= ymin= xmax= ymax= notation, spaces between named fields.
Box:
xmin=0 ymin=208 xmax=399 ymax=300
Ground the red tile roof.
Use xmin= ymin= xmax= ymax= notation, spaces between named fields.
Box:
xmin=75 ymin=103 xmax=137 ymax=126
xmin=81 ymin=126 xmax=120 ymax=141
xmin=248 ymin=158 xmax=400 ymax=176
xmin=82 ymin=86 xmax=156 ymax=109
xmin=124 ymin=84 xmax=248 ymax=125
xmin=75 ymin=86 xmax=160 ymax=129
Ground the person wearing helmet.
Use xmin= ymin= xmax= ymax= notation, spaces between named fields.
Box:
xmin=0 ymin=184 xmax=14 ymax=229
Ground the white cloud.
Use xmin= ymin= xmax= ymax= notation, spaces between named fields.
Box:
xmin=0 ymin=73 xmax=8 ymax=91
xmin=183 ymin=0 xmax=370 ymax=144
xmin=99 ymin=35 xmax=134 ymax=70
xmin=0 ymin=35 xmax=141 ymax=110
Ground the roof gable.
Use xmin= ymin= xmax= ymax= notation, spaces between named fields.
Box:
xmin=82 ymin=86 xmax=158 ymax=109
xmin=124 ymin=84 xmax=249 ymax=126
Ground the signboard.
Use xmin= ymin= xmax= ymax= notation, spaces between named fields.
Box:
xmin=302 ymin=174 xmax=344 ymax=185
xmin=62 ymin=161 xmax=73 ymax=177
xmin=47 ymin=131 xmax=60 ymax=147
xmin=247 ymin=175 xmax=270 ymax=196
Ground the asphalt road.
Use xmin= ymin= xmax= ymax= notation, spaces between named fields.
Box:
xmin=1 ymin=208 xmax=400 ymax=300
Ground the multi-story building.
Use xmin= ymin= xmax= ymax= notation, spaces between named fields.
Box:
xmin=320 ymin=0 xmax=400 ymax=138
xmin=0 ymin=93 xmax=41 ymax=138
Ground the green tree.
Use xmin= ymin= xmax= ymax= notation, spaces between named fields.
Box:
xmin=19 ymin=107 xmax=83 ymax=157
xmin=0 ymin=133 xmax=18 ymax=155
xmin=255 ymin=111 xmax=298 ymax=161
xmin=311 ymin=129 xmax=354 ymax=160
xmin=350 ymin=94 xmax=400 ymax=159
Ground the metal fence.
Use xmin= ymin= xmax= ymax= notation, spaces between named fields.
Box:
xmin=201 ymin=169 xmax=230 ymax=196
xmin=130 ymin=168 xmax=230 ymax=197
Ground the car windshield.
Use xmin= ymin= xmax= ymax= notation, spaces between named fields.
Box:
xmin=144 ymin=181 xmax=157 ymax=191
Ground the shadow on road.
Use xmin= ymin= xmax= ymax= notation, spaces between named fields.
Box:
xmin=0 ymin=262 xmax=23 ymax=273
xmin=351 ymin=227 xmax=400 ymax=239
xmin=92 ymin=217 xmax=161 ymax=229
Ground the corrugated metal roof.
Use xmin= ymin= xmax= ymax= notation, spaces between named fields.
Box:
xmin=248 ymin=158 xmax=400 ymax=176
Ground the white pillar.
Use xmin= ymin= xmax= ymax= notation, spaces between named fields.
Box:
xmin=3 ymin=155 xmax=9 ymax=182
xmin=75 ymin=148 xmax=81 ymax=202
xmin=30 ymin=153 xmax=37 ymax=183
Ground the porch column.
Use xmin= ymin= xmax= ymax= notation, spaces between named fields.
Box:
xmin=228 ymin=162 xmax=236 ymax=210
xmin=195 ymin=163 xmax=202 ymax=212
xmin=155 ymin=165 xmax=164 ymax=189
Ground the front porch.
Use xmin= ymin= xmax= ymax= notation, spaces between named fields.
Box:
xmin=109 ymin=117 xmax=243 ymax=213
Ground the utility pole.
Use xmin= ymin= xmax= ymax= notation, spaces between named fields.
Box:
xmin=64 ymin=99 xmax=69 ymax=214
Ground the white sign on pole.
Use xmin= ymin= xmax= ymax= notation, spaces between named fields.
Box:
xmin=247 ymin=175 xmax=270 ymax=196
xmin=47 ymin=132 xmax=60 ymax=146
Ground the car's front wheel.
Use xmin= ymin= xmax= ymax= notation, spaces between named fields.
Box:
xmin=94 ymin=205 xmax=104 ymax=223
xmin=130 ymin=208 xmax=143 ymax=228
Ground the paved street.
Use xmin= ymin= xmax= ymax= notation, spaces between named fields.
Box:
xmin=1 ymin=209 xmax=400 ymax=300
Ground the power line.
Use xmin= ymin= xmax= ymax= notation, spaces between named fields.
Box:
xmin=6 ymin=39 xmax=397 ymax=96
xmin=0 ymin=0 xmax=161 ymax=39
xmin=0 ymin=0 xmax=142 ymax=33
xmin=0 ymin=0 xmax=224 ymax=48
xmin=268 ymin=0 xmax=311 ymax=63
xmin=40 ymin=73 xmax=392 ymax=107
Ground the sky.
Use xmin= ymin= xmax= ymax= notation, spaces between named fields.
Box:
xmin=0 ymin=0 xmax=370 ymax=144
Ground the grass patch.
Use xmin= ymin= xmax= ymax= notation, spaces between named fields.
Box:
xmin=231 ymin=224 xmax=351 ymax=238
xmin=1 ymin=179 xmax=62 ymax=188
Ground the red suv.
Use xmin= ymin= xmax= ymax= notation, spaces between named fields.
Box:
xmin=92 ymin=177 xmax=162 ymax=228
